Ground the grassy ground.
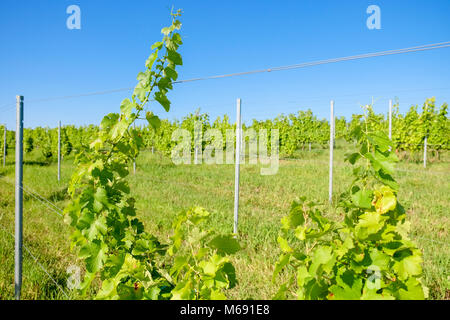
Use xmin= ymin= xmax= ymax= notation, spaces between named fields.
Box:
xmin=0 ymin=144 xmax=448 ymax=300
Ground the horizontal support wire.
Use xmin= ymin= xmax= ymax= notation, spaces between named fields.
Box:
xmin=0 ymin=105 xmax=16 ymax=115
xmin=21 ymin=184 xmax=64 ymax=215
xmin=172 ymin=42 xmax=450 ymax=84
xmin=0 ymin=41 xmax=449 ymax=107
xmin=0 ymin=178 xmax=63 ymax=217
xmin=20 ymin=186 xmax=63 ymax=217
xmin=0 ymin=225 xmax=70 ymax=299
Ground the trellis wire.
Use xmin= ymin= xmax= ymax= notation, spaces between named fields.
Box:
xmin=0 ymin=225 xmax=69 ymax=299
xmin=1 ymin=41 xmax=449 ymax=108
xmin=0 ymin=179 xmax=64 ymax=217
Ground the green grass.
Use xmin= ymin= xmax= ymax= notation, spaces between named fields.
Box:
xmin=0 ymin=144 xmax=448 ymax=300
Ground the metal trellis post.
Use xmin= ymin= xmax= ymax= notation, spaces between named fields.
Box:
xmin=388 ymin=99 xmax=392 ymax=140
xmin=234 ymin=98 xmax=241 ymax=235
xmin=3 ymin=124 xmax=6 ymax=167
xmin=329 ymin=100 xmax=334 ymax=203
xmin=424 ymin=136 xmax=427 ymax=168
xmin=194 ymin=110 xmax=200 ymax=165
xmin=58 ymin=121 xmax=61 ymax=181
xmin=133 ymin=123 xmax=136 ymax=174
xmin=15 ymin=95 xmax=24 ymax=300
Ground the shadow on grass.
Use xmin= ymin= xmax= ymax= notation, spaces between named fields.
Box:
xmin=48 ymin=187 xmax=69 ymax=202
xmin=23 ymin=160 xmax=51 ymax=167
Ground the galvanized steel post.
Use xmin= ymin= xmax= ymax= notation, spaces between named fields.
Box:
xmin=424 ymin=136 xmax=427 ymax=168
xmin=234 ymin=98 xmax=241 ymax=234
xmin=2 ymin=124 xmax=6 ymax=167
xmin=58 ymin=121 xmax=61 ymax=181
xmin=15 ymin=95 xmax=24 ymax=300
xmin=329 ymin=100 xmax=334 ymax=203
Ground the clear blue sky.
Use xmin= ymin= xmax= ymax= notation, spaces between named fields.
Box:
xmin=0 ymin=0 xmax=449 ymax=129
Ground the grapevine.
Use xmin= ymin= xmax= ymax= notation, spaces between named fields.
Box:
xmin=63 ymin=10 xmax=239 ymax=300
xmin=273 ymin=105 xmax=429 ymax=300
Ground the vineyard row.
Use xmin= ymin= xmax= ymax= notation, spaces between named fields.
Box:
xmin=1 ymin=97 xmax=448 ymax=161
